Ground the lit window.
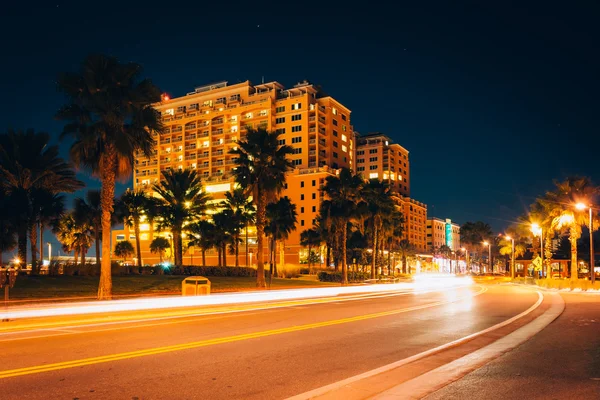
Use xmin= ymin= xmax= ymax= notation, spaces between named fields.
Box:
xmin=231 ymin=125 xmax=238 ymax=132
xmin=292 ymin=103 xmax=302 ymax=110
xmin=342 ymin=145 xmax=347 ymax=152
xmin=203 ymin=141 xmax=209 ymax=147
xmin=341 ymin=134 xmax=347 ymax=142
xmin=369 ymin=173 xmax=379 ymax=179
xmin=164 ymin=109 xmax=174 ymax=116
xmin=245 ymin=112 xmax=253 ymax=119
xmin=332 ymin=107 xmax=338 ymax=115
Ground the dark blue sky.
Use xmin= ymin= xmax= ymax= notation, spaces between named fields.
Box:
xmin=1 ymin=1 xmax=599 ymax=256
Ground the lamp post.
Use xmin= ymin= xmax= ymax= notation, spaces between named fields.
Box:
xmin=505 ymin=235 xmax=515 ymax=279
xmin=483 ymin=241 xmax=491 ymax=273
xmin=531 ymin=223 xmax=544 ymax=278
xmin=47 ymin=242 xmax=52 ymax=263
xmin=576 ymin=203 xmax=595 ymax=283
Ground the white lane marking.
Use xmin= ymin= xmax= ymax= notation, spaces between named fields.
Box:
xmin=287 ymin=289 xmax=543 ymax=400
xmin=0 ymin=286 xmax=478 ymax=342
xmin=374 ymin=291 xmax=565 ymax=399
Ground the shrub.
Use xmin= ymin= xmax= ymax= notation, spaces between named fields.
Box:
xmin=317 ymin=271 xmax=370 ymax=282
xmin=165 ymin=266 xmax=257 ymax=277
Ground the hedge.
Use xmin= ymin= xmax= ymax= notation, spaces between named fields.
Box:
xmin=165 ymin=266 xmax=257 ymax=277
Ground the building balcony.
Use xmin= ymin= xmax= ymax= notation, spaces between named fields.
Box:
xmin=198 ymin=153 xmax=209 ymax=159
xmin=225 ymin=159 xmax=238 ymax=165
xmin=173 ymin=137 xmax=183 ymax=143
xmin=185 ymin=145 xmax=197 ymax=151
xmin=185 ymin=155 xmax=196 ymax=161
xmin=161 ymin=139 xmax=171 ymax=144
xmin=309 ymin=139 xmax=316 ymax=145
xmin=212 ymin=141 xmax=224 ymax=147
xmin=160 ymin=150 xmax=171 ymax=155
xmin=185 ymin=124 xmax=196 ymax=130
xmin=185 ymin=134 xmax=196 ymax=140
xmin=309 ymin=127 xmax=316 ymax=133
xmin=309 ymin=116 xmax=316 ymax=122
xmin=213 ymin=150 xmax=224 ymax=156
xmin=199 ymin=132 xmax=209 ymax=137
xmin=213 ymin=161 xmax=224 ymax=166
xmin=172 ymin=127 xmax=183 ymax=133
xmin=212 ymin=119 xmax=224 ymax=125
xmin=212 ymin=129 xmax=224 ymax=135
xmin=308 ymin=162 xmax=317 ymax=167
xmin=309 ymin=150 xmax=316 ymax=156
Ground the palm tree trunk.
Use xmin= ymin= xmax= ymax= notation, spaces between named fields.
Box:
xmin=173 ymin=227 xmax=183 ymax=266
xmin=255 ymin=190 xmax=267 ymax=288
xmin=570 ymin=236 xmax=578 ymax=282
xmin=29 ymin=223 xmax=38 ymax=274
xmin=134 ymin=218 xmax=142 ymax=268
xmin=98 ymin=150 xmax=117 ymax=300
xmin=341 ymin=222 xmax=348 ymax=285
xmin=17 ymin=224 xmax=27 ymax=268
xmin=308 ymin=244 xmax=312 ymax=272
xmin=202 ymin=249 xmax=206 ymax=267
xmin=222 ymin=242 xmax=227 ymax=267
xmin=80 ymin=246 xmax=85 ymax=266
xmin=371 ymin=223 xmax=378 ymax=280
xmin=326 ymin=243 xmax=331 ymax=269
xmin=94 ymin=224 xmax=101 ymax=271
xmin=235 ymin=234 xmax=239 ymax=267
xmin=74 ymin=249 xmax=79 ymax=267
xmin=271 ymin=238 xmax=277 ymax=280
xmin=39 ymin=223 xmax=44 ymax=265
xmin=245 ymin=224 xmax=249 ymax=267
xmin=217 ymin=245 xmax=221 ymax=267
xmin=279 ymin=240 xmax=285 ymax=276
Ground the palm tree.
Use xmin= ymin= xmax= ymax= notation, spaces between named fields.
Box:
xmin=322 ymin=168 xmax=364 ymax=284
xmin=53 ymin=212 xmax=93 ymax=266
xmin=73 ymin=190 xmax=103 ymax=270
xmin=229 ymin=127 xmax=294 ymax=287
xmin=300 ymin=228 xmax=322 ymax=271
xmin=265 ymin=197 xmax=298 ymax=278
xmin=153 ymin=169 xmax=211 ymax=266
xmin=212 ymin=210 xmax=234 ymax=267
xmin=0 ymin=129 xmax=83 ymax=270
xmin=538 ymin=177 xmax=600 ymax=281
xmin=0 ymin=191 xmax=17 ymax=266
xmin=459 ymin=221 xmax=494 ymax=272
xmin=383 ymin=208 xmax=404 ymax=274
xmin=57 ymin=54 xmax=163 ymax=299
xmin=115 ymin=189 xmax=156 ymax=268
xmin=114 ymin=240 xmax=135 ymax=264
xmin=28 ymin=189 xmax=67 ymax=273
xmin=188 ymin=220 xmax=216 ymax=267
xmin=150 ymin=237 xmax=170 ymax=265
xmin=397 ymin=239 xmax=417 ymax=274
xmin=223 ymin=189 xmax=254 ymax=267
xmin=36 ymin=192 xmax=65 ymax=267
xmin=360 ymin=180 xmax=396 ymax=279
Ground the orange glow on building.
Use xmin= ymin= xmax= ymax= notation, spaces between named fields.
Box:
xmin=113 ymin=80 xmax=353 ymax=266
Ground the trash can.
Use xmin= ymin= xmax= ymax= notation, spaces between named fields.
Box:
xmin=182 ymin=276 xmax=211 ymax=296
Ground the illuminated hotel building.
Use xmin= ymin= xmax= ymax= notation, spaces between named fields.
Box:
xmin=427 ymin=218 xmax=461 ymax=252
xmin=355 ymin=133 xmax=427 ymax=252
xmin=355 ymin=133 xmax=410 ymax=197
xmin=112 ymin=80 xmax=354 ymax=266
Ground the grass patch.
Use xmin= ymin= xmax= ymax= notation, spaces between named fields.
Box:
xmin=512 ymin=277 xmax=600 ymax=291
xmin=8 ymin=274 xmax=338 ymax=301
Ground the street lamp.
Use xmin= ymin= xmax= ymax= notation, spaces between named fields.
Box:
xmin=47 ymin=242 xmax=52 ymax=262
xmin=504 ymin=235 xmax=515 ymax=279
xmin=576 ymin=202 xmax=595 ymax=283
xmin=483 ymin=241 xmax=491 ymax=273
xmin=531 ymin=223 xmax=544 ymax=279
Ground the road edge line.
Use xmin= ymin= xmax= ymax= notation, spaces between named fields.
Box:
xmin=372 ymin=291 xmax=565 ymax=399
xmin=287 ymin=289 xmax=544 ymax=400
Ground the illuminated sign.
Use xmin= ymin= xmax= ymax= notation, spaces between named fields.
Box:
xmin=445 ymin=220 xmax=453 ymax=248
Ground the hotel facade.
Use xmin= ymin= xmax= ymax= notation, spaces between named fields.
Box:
xmin=112 ymin=79 xmax=431 ymax=265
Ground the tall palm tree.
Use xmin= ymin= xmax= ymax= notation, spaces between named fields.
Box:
xmin=459 ymin=221 xmax=494 ymax=272
xmin=360 ymin=180 xmax=396 ymax=279
xmin=53 ymin=212 xmax=93 ymax=266
xmin=0 ymin=129 xmax=83 ymax=270
xmin=150 ymin=236 xmax=170 ymax=266
xmin=57 ymin=54 xmax=163 ymax=299
xmin=265 ymin=197 xmax=298 ymax=278
xmin=223 ymin=189 xmax=254 ymax=267
xmin=115 ymin=189 xmax=156 ymax=268
xmin=300 ymin=228 xmax=322 ymax=271
xmin=0 ymin=190 xmax=17 ymax=266
xmin=212 ymin=211 xmax=233 ymax=267
xmin=73 ymin=190 xmax=104 ymax=269
xmin=538 ymin=177 xmax=600 ymax=281
xmin=229 ymin=127 xmax=294 ymax=287
xmin=153 ymin=169 xmax=211 ymax=266
xmin=30 ymin=190 xmax=66 ymax=272
xmin=322 ymin=168 xmax=364 ymax=284
xmin=397 ymin=239 xmax=417 ymax=274
xmin=188 ymin=220 xmax=217 ymax=267
xmin=383 ymin=208 xmax=404 ymax=274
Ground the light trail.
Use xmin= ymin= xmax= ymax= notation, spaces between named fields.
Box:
xmin=1 ymin=275 xmax=473 ymax=321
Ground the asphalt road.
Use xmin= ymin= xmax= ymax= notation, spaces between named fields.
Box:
xmin=426 ymin=291 xmax=600 ymax=400
xmin=0 ymin=283 xmax=543 ymax=399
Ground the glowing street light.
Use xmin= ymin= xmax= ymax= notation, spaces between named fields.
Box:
xmin=575 ymin=202 xmax=595 ymax=283
xmin=531 ymin=223 xmax=545 ymax=279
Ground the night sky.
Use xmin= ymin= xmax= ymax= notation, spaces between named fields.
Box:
xmin=1 ymin=1 xmax=599 ymax=255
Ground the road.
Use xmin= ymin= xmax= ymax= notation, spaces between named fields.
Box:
xmin=0 ymin=280 xmax=595 ymax=399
